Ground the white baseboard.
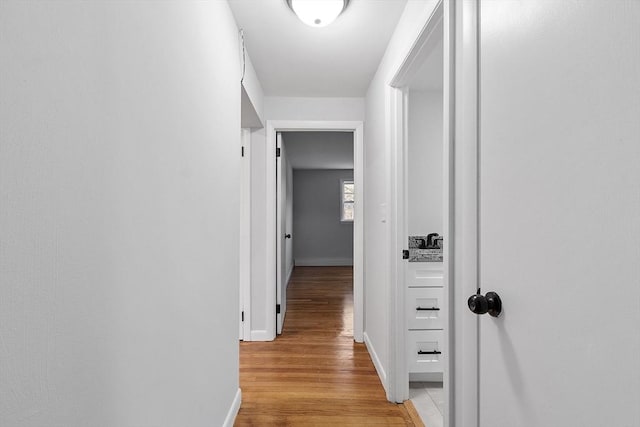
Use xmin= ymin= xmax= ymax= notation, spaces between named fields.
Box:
xmin=222 ymin=388 xmax=242 ymax=427
xmin=295 ymin=257 xmax=353 ymax=266
xmin=250 ymin=329 xmax=275 ymax=341
xmin=363 ymin=332 xmax=387 ymax=393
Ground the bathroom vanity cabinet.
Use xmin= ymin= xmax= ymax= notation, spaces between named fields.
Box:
xmin=406 ymin=261 xmax=445 ymax=380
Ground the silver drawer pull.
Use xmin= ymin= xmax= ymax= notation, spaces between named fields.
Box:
xmin=416 ymin=306 xmax=440 ymax=311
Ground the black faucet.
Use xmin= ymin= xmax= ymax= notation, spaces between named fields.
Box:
xmin=426 ymin=233 xmax=440 ymax=249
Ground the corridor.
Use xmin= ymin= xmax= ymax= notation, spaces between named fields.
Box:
xmin=236 ymin=267 xmax=419 ymax=426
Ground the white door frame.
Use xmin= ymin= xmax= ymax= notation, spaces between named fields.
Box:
xmin=239 ymin=128 xmax=252 ymax=341
xmin=387 ymin=1 xmax=482 ymax=423
xmin=265 ymin=120 xmax=364 ymax=342
xmin=450 ymin=0 xmax=480 ymax=425
xmin=386 ymin=2 xmax=465 ymax=425
xmin=275 ymin=131 xmax=286 ymax=334
xmin=388 ymin=0 xmax=446 ymax=401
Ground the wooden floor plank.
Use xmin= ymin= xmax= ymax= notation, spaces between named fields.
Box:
xmin=236 ymin=266 xmax=415 ymax=426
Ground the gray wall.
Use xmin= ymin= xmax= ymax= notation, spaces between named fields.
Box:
xmin=293 ymin=170 xmax=354 ymax=266
xmin=283 ymin=132 xmax=354 ymax=169
xmin=0 ymin=1 xmax=240 ymax=425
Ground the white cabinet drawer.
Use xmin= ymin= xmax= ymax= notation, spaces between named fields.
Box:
xmin=406 ymin=262 xmax=444 ymax=288
xmin=407 ymin=330 xmax=444 ymax=373
xmin=406 ymin=287 xmax=445 ymax=330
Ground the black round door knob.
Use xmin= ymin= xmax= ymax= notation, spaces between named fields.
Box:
xmin=285 ymin=234 xmax=292 ymax=239
xmin=468 ymin=291 xmax=502 ymax=317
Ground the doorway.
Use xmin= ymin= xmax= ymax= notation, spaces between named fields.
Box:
xmin=277 ymin=131 xmax=356 ymax=334
xmin=403 ymin=43 xmax=446 ymax=426
xmin=266 ymin=121 xmax=364 ymax=342
xmin=387 ymin=1 xmax=453 ymax=426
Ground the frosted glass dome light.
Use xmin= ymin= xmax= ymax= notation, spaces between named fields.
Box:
xmin=287 ymin=0 xmax=349 ymax=28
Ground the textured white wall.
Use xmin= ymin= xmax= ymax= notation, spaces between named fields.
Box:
xmin=0 ymin=1 xmax=241 ymax=425
xmin=363 ymin=0 xmax=441 ymax=395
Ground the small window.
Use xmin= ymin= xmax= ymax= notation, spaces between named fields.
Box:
xmin=341 ymin=179 xmax=354 ymax=222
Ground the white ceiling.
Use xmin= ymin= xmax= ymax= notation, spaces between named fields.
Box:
xmin=228 ymin=0 xmax=408 ymax=97
xmin=283 ymin=132 xmax=353 ymax=169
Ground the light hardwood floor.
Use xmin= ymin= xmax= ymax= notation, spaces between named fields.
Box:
xmin=236 ymin=266 xmax=418 ymax=426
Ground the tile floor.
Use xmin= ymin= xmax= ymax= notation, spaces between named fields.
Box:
xmin=409 ymin=382 xmax=444 ymax=427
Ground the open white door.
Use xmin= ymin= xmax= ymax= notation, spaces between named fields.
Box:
xmin=276 ymin=131 xmax=286 ymax=334
xmin=239 ymin=129 xmax=251 ymax=340
xmin=473 ymin=2 xmax=640 ymax=426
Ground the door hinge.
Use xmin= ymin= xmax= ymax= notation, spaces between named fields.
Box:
xmin=276 ymin=304 xmax=281 ymax=314
xmin=241 ymin=311 xmax=244 ymax=322
xmin=276 ymin=147 xmax=281 ymax=157
xmin=402 ymin=249 xmax=410 ymax=260
xmin=241 ymin=146 xmax=245 ymax=157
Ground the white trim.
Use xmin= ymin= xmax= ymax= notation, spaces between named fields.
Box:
xmin=390 ymin=3 xmax=444 ymax=88
xmin=266 ymin=120 xmax=365 ymax=343
xmin=442 ymin=1 xmax=457 ymax=426
xmin=294 ymin=258 xmax=353 ymax=267
xmin=239 ymin=129 xmax=252 ymax=341
xmin=452 ymin=0 xmax=480 ymax=425
xmin=387 ymin=85 xmax=407 ymax=403
xmin=265 ymin=123 xmax=277 ymax=341
xmin=352 ymin=122 xmax=365 ymax=343
xmin=364 ymin=332 xmax=387 ymax=391
xmin=276 ymin=132 xmax=284 ymax=335
xmin=250 ymin=329 xmax=272 ymax=341
xmin=222 ymin=388 xmax=242 ymax=427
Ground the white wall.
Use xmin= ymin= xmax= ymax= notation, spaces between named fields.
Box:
xmin=293 ymin=170 xmax=354 ymax=266
xmin=265 ymin=97 xmax=365 ymax=121
xmin=363 ymin=0 xmax=441 ymax=395
xmin=0 ymin=1 xmax=241 ymax=425
xmin=248 ymin=97 xmax=364 ymax=339
xmin=241 ymin=50 xmax=265 ymax=127
xmin=249 ymin=128 xmax=268 ymax=339
xmin=408 ymin=90 xmax=443 ymax=236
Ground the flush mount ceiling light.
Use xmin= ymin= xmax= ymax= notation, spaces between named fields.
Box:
xmin=286 ymin=0 xmax=350 ymax=28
